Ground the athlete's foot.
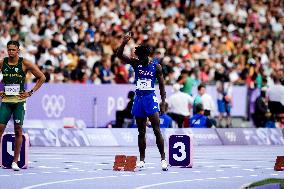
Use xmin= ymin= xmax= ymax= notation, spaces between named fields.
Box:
xmin=136 ymin=161 xmax=145 ymax=169
xmin=161 ymin=160 xmax=168 ymax=171
xmin=11 ymin=162 xmax=20 ymax=171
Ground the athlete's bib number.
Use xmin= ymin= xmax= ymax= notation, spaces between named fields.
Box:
xmin=136 ymin=79 xmax=153 ymax=90
xmin=4 ymin=84 xmax=20 ymax=95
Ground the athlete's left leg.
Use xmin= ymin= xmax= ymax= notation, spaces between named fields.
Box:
xmin=148 ymin=112 xmax=165 ymax=160
xmin=13 ymin=124 xmax=23 ymax=163
xmin=13 ymin=102 xmax=25 ymax=164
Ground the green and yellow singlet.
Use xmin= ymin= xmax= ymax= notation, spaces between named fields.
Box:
xmin=1 ymin=57 xmax=26 ymax=103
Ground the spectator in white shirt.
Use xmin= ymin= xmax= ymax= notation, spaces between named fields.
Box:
xmin=267 ymin=75 xmax=284 ymax=116
xmin=193 ymin=84 xmax=217 ymax=126
xmin=168 ymin=84 xmax=193 ymax=128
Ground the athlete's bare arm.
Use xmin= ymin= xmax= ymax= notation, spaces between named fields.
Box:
xmin=0 ymin=59 xmax=3 ymax=71
xmin=19 ymin=59 xmax=46 ymax=99
xmin=116 ymin=33 xmax=137 ymax=67
xmin=156 ymin=63 xmax=166 ymax=114
xmin=0 ymin=59 xmax=4 ymax=98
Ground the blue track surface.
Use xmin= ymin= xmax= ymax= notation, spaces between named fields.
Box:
xmin=0 ymin=146 xmax=283 ymax=189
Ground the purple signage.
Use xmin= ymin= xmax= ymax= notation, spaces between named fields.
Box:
xmin=20 ymin=128 xmax=284 ymax=147
xmin=163 ymin=128 xmax=222 ymax=146
xmin=216 ymin=128 xmax=284 ymax=145
xmin=25 ymin=84 xmax=247 ymax=127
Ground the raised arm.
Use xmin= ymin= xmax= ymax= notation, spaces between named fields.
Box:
xmin=19 ymin=59 xmax=46 ymax=99
xmin=116 ymin=33 xmax=136 ymax=66
xmin=156 ymin=63 xmax=166 ymax=114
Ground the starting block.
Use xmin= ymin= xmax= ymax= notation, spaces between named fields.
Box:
xmin=274 ymin=156 xmax=284 ymax=171
xmin=0 ymin=133 xmax=29 ymax=169
xmin=113 ymin=155 xmax=137 ymax=171
xmin=169 ymin=135 xmax=193 ymax=167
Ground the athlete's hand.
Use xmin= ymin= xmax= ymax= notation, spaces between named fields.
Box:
xmin=160 ymin=101 xmax=166 ymax=115
xmin=122 ymin=32 xmax=132 ymax=43
xmin=18 ymin=92 xmax=31 ymax=99
xmin=0 ymin=91 xmax=5 ymax=98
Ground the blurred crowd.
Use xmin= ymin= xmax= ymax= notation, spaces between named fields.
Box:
xmin=0 ymin=0 xmax=282 ymax=87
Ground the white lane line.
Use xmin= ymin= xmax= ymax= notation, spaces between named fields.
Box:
xmin=106 ymin=176 xmax=118 ymax=178
xmin=76 ymin=170 xmax=85 ymax=172
xmin=192 ymin=171 xmax=201 ymax=173
xmin=22 ymin=175 xmax=122 ymax=189
xmin=66 ymin=165 xmax=73 ymax=167
xmin=87 ymin=170 xmax=97 ymax=173
xmin=137 ymin=173 xmax=147 ymax=176
xmin=151 ymin=173 xmax=161 ymax=175
xmin=42 ymin=172 xmax=52 ymax=174
xmin=204 ymin=166 xmax=215 ymax=168
xmin=195 ymin=162 xmax=214 ymax=164
xmin=27 ymin=173 xmax=37 ymax=175
xmin=169 ymin=172 xmax=179 ymax=174
xmin=231 ymin=167 xmax=239 ymax=169
xmin=147 ymin=167 xmax=155 ymax=169
xmin=14 ymin=173 xmax=23 ymax=176
xmin=206 ymin=178 xmax=216 ymax=180
xmin=134 ymin=175 xmax=251 ymax=189
xmin=59 ymin=171 xmax=68 ymax=173
xmin=250 ymin=175 xmax=258 ymax=177
xmin=0 ymin=175 xmax=10 ymax=177
xmin=270 ymin=174 xmax=279 ymax=176
xmin=38 ymin=166 xmax=60 ymax=169
xmin=135 ymin=179 xmax=194 ymax=189
xmin=216 ymin=170 xmax=224 ymax=172
xmin=219 ymin=165 xmax=239 ymax=167
xmin=121 ymin=175 xmax=131 ymax=177
xmin=97 ymin=169 xmax=103 ymax=171
xmin=243 ymin=169 xmax=254 ymax=172
xmin=71 ymin=168 xmax=79 ymax=170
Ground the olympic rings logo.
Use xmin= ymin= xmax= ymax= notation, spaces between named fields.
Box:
xmin=41 ymin=95 xmax=65 ymax=118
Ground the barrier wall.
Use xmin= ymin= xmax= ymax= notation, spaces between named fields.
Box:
xmin=23 ymin=128 xmax=284 ymax=147
xmin=22 ymin=84 xmax=247 ymax=127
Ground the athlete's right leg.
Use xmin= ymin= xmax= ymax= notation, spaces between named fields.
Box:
xmin=136 ymin=117 xmax=147 ymax=162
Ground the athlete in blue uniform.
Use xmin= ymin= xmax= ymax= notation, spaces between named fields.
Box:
xmin=117 ymin=33 xmax=168 ymax=171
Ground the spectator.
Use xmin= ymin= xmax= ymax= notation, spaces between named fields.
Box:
xmin=190 ymin=103 xmax=213 ymax=128
xmin=267 ymin=75 xmax=284 ymax=116
xmin=217 ymin=81 xmax=233 ymax=128
xmin=194 ymin=84 xmax=216 ymax=116
xmin=0 ymin=0 xmax=282 ymax=101
xmin=167 ymin=83 xmax=193 ymax=128
xmin=253 ymin=88 xmax=271 ymax=128
xmin=115 ymin=91 xmax=135 ymax=128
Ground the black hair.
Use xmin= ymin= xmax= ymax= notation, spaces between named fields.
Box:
xmin=134 ymin=44 xmax=151 ymax=58
xmin=195 ymin=103 xmax=204 ymax=113
xmin=198 ymin=84 xmax=206 ymax=91
xmin=127 ymin=91 xmax=135 ymax=99
xmin=7 ymin=40 xmax=20 ymax=48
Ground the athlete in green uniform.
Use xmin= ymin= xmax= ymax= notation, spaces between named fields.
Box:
xmin=0 ymin=41 xmax=46 ymax=171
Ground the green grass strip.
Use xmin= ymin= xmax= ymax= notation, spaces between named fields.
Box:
xmin=248 ymin=178 xmax=284 ymax=188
